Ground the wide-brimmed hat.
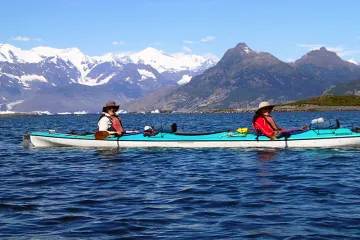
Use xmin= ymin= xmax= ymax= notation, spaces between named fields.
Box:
xmin=102 ymin=100 xmax=119 ymax=112
xmin=256 ymin=101 xmax=275 ymax=114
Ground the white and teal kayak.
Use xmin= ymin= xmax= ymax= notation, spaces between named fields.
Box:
xmin=27 ymin=128 xmax=360 ymax=149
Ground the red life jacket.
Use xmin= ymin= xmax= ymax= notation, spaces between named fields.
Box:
xmin=109 ymin=115 xmax=124 ymax=133
xmin=252 ymin=114 xmax=281 ymax=138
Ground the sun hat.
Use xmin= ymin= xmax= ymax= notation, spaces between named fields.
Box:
xmin=102 ymin=100 xmax=119 ymax=112
xmin=256 ymin=101 xmax=275 ymax=114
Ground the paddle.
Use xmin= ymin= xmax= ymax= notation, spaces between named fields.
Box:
xmin=94 ymin=131 xmax=110 ymax=140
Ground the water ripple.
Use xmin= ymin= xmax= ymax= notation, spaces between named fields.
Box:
xmin=0 ymin=113 xmax=360 ymax=239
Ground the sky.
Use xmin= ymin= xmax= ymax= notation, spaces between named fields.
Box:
xmin=1 ymin=0 xmax=360 ymax=62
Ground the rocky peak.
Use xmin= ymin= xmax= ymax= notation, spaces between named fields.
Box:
xmin=308 ymin=47 xmax=338 ymax=57
xmin=295 ymin=47 xmax=345 ymax=67
xmin=235 ymin=42 xmax=253 ymax=53
xmin=223 ymin=42 xmax=253 ymax=57
xmin=217 ymin=42 xmax=283 ymax=67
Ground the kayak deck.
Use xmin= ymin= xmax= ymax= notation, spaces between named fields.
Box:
xmin=28 ymin=128 xmax=360 ymax=148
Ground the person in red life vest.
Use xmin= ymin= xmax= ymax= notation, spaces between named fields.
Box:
xmin=252 ymin=101 xmax=307 ymax=140
xmin=98 ymin=101 xmax=139 ymax=137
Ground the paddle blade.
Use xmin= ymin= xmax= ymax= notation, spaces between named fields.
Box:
xmin=94 ymin=131 xmax=110 ymax=140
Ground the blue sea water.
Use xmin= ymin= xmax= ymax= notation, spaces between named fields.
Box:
xmin=1 ymin=111 xmax=360 ymax=239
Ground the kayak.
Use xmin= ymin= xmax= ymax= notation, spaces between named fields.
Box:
xmin=26 ymin=127 xmax=360 ymax=149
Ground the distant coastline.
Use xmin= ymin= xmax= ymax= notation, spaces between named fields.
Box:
xmin=274 ymin=105 xmax=360 ymax=112
xmin=191 ymin=95 xmax=360 ymax=113
xmin=1 ymin=105 xmax=360 ymax=118
xmin=190 ymin=105 xmax=360 ymax=114
xmin=0 ymin=113 xmax=41 ymax=118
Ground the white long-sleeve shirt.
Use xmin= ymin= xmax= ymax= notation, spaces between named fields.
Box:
xmin=98 ymin=112 xmax=119 ymax=134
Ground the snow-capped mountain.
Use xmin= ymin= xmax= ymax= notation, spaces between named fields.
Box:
xmin=0 ymin=44 xmax=43 ymax=63
xmin=348 ymin=58 xmax=359 ymax=65
xmin=0 ymin=44 xmax=218 ymax=87
xmin=31 ymin=46 xmax=96 ymax=79
xmin=0 ymin=43 xmax=218 ymax=110
xmin=128 ymin=47 xmax=217 ymax=73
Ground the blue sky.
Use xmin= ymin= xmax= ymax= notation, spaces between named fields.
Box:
xmin=1 ymin=0 xmax=360 ymax=61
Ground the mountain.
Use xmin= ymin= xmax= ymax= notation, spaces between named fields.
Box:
xmin=0 ymin=44 xmax=218 ymax=111
xmin=125 ymin=43 xmax=360 ymax=112
xmin=3 ymin=42 xmax=360 ymax=113
xmin=294 ymin=47 xmax=360 ymax=85
xmin=11 ymin=83 xmax=143 ymax=112
xmin=325 ymin=78 xmax=360 ymax=96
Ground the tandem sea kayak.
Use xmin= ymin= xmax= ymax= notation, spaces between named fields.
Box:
xmin=26 ymin=127 xmax=360 ymax=149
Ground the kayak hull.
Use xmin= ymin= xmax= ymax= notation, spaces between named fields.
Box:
xmin=29 ymin=128 xmax=360 ymax=149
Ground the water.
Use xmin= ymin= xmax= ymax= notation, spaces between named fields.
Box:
xmin=1 ymin=112 xmax=360 ymax=239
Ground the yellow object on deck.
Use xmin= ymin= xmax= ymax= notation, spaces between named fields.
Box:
xmin=236 ymin=128 xmax=251 ymax=134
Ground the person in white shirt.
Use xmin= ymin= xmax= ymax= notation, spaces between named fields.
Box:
xmin=98 ymin=100 xmax=139 ymax=137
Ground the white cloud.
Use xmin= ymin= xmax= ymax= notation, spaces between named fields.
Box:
xmin=200 ymin=36 xmax=215 ymax=42
xmin=203 ymin=53 xmax=219 ymax=60
xmin=13 ymin=36 xmax=30 ymax=41
xmin=296 ymin=44 xmax=325 ymax=50
xmin=183 ymin=46 xmax=192 ymax=53
xmin=327 ymin=47 xmax=344 ymax=52
xmin=149 ymin=41 xmax=161 ymax=46
xmin=296 ymin=43 xmax=344 ymax=52
xmin=112 ymin=40 xmax=124 ymax=45
xmin=296 ymin=44 xmax=344 ymax=53
xmin=12 ymin=36 xmax=41 ymax=41
xmin=181 ymin=37 xmax=215 ymax=45
xmin=337 ymin=50 xmax=360 ymax=57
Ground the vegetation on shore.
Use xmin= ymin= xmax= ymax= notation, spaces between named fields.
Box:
xmin=193 ymin=95 xmax=360 ymax=113
xmin=327 ymin=78 xmax=360 ymax=95
xmin=281 ymin=95 xmax=360 ymax=107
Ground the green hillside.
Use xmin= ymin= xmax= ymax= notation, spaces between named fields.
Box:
xmin=284 ymin=95 xmax=360 ymax=106
xmin=327 ymin=78 xmax=360 ymax=95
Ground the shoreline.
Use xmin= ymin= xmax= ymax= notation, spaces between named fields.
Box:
xmin=0 ymin=113 xmax=43 ymax=118
xmin=274 ymin=105 xmax=360 ymax=112
xmin=190 ymin=105 xmax=360 ymax=113
xmin=1 ymin=106 xmax=360 ymax=117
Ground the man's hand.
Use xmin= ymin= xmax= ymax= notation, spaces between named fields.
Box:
xmin=270 ymin=132 xmax=276 ymax=141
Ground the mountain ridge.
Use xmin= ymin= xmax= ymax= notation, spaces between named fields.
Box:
xmin=124 ymin=43 xmax=360 ymax=112
xmin=0 ymin=43 xmax=219 ymax=111
xmin=2 ymin=42 xmax=360 ymax=113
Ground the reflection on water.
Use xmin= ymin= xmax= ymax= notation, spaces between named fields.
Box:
xmin=97 ymin=148 xmax=120 ymax=155
xmin=256 ymin=149 xmax=280 ymax=162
